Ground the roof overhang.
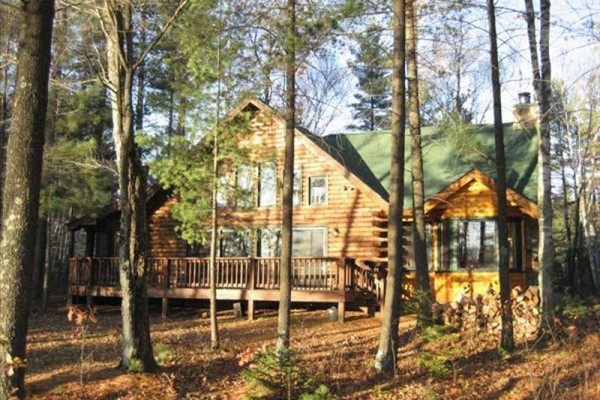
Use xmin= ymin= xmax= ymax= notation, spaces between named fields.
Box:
xmin=423 ymin=168 xmax=538 ymax=219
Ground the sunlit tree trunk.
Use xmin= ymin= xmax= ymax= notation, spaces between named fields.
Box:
xmin=487 ymin=0 xmax=514 ymax=350
xmin=406 ymin=0 xmax=431 ymax=327
xmin=375 ymin=0 xmax=406 ymax=374
xmin=277 ymin=0 xmax=296 ymax=351
xmin=0 ymin=0 xmax=54 ymax=397
xmin=99 ymin=0 xmax=156 ymax=371
xmin=209 ymin=35 xmax=224 ymax=351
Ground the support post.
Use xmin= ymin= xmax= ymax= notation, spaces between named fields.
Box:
xmin=248 ymin=299 xmax=255 ymax=321
xmin=337 ymin=301 xmax=346 ymax=323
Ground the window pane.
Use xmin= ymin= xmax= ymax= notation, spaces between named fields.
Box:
xmin=457 ymin=220 xmax=497 ymax=270
xmin=219 ymin=230 xmax=251 ymax=257
xmin=237 ymin=164 xmax=252 ymax=208
xmin=292 ymin=228 xmax=325 ymax=257
xmin=216 ymin=174 xmax=230 ymax=208
xmin=259 ymin=162 xmax=276 ymax=207
xmin=259 ymin=228 xmax=281 ymax=257
xmin=309 ymin=177 xmax=327 ymax=205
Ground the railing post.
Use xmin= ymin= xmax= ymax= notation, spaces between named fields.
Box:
xmin=338 ymin=258 xmax=347 ymax=291
xmin=162 ymin=259 xmax=170 ymax=318
xmin=86 ymin=257 xmax=95 ymax=307
xmin=248 ymin=258 xmax=255 ymax=321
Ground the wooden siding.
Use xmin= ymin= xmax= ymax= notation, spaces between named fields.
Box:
xmin=148 ymin=196 xmax=187 ymax=257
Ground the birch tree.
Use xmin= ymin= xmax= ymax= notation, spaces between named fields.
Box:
xmin=524 ymin=0 xmax=555 ymax=330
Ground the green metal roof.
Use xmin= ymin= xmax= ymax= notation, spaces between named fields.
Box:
xmin=308 ymin=124 xmax=538 ymax=208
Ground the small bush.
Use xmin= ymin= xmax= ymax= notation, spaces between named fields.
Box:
xmin=417 ymin=350 xmax=453 ymax=379
xmin=559 ymin=294 xmax=600 ymax=321
xmin=242 ymin=346 xmax=326 ymax=399
xmin=128 ymin=357 xmax=144 ymax=373
xmin=420 ymin=324 xmax=459 ymax=344
xmin=154 ymin=342 xmax=173 ymax=364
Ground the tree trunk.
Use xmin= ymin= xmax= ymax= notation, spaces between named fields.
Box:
xmin=100 ymin=0 xmax=156 ymax=371
xmin=487 ymin=0 xmax=514 ymax=351
xmin=0 ymin=32 xmax=11 ymax=237
xmin=375 ymin=0 xmax=406 ymax=374
xmin=406 ymin=0 xmax=431 ymax=327
xmin=209 ymin=38 xmax=224 ymax=351
xmin=0 ymin=0 xmax=54 ymax=397
xmin=524 ymin=0 xmax=554 ymax=330
xmin=538 ymin=0 xmax=555 ymax=328
xmin=276 ymin=0 xmax=296 ymax=351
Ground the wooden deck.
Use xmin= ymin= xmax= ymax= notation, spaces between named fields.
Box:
xmin=68 ymin=257 xmax=378 ymax=322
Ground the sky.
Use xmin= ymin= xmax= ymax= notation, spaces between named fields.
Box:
xmin=322 ymin=0 xmax=599 ymax=135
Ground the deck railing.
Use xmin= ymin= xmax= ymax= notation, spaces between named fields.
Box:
xmin=69 ymin=256 xmax=360 ymax=292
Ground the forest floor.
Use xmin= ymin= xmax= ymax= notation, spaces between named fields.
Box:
xmin=25 ymin=298 xmax=600 ymax=400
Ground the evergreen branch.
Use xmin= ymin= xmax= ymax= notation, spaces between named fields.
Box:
xmin=133 ymin=0 xmax=190 ymax=71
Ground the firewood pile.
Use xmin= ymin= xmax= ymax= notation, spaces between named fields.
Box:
xmin=431 ymin=285 xmax=540 ymax=339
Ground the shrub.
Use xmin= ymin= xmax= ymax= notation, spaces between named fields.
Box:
xmin=242 ymin=346 xmax=328 ymax=400
xmin=128 ymin=357 xmax=144 ymax=373
xmin=154 ymin=342 xmax=174 ymax=364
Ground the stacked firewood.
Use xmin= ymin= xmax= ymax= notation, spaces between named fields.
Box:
xmin=431 ymin=285 xmax=540 ymax=339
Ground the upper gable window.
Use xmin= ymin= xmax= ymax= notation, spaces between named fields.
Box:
xmin=236 ymin=164 xmax=253 ymax=208
xmin=216 ymin=174 xmax=231 ymax=208
xmin=309 ymin=176 xmax=327 ymax=205
xmin=259 ymin=162 xmax=276 ymax=207
xmin=293 ymin=168 xmax=301 ymax=206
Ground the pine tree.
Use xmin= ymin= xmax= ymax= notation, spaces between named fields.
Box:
xmin=375 ymin=0 xmax=405 ymax=374
xmin=348 ymin=25 xmax=391 ymax=131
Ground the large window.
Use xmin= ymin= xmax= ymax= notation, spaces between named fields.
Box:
xmin=439 ymin=219 xmax=525 ymax=272
xmin=309 ymin=176 xmax=327 ymax=205
xmin=456 ymin=220 xmax=497 ymax=270
xmin=259 ymin=162 xmax=276 ymax=207
xmin=186 ymin=230 xmax=251 ymax=257
xmin=292 ymin=228 xmax=326 ymax=257
xmin=259 ymin=228 xmax=281 ymax=257
xmin=219 ymin=230 xmax=251 ymax=257
xmin=258 ymin=227 xmax=326 ymax=257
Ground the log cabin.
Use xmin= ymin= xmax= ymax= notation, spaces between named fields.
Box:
xmin=69 ymin=97 xmax=540 ymax=322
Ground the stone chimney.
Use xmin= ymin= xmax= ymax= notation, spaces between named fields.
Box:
xmin=512 ymin=92 xmax=538 ymax=130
